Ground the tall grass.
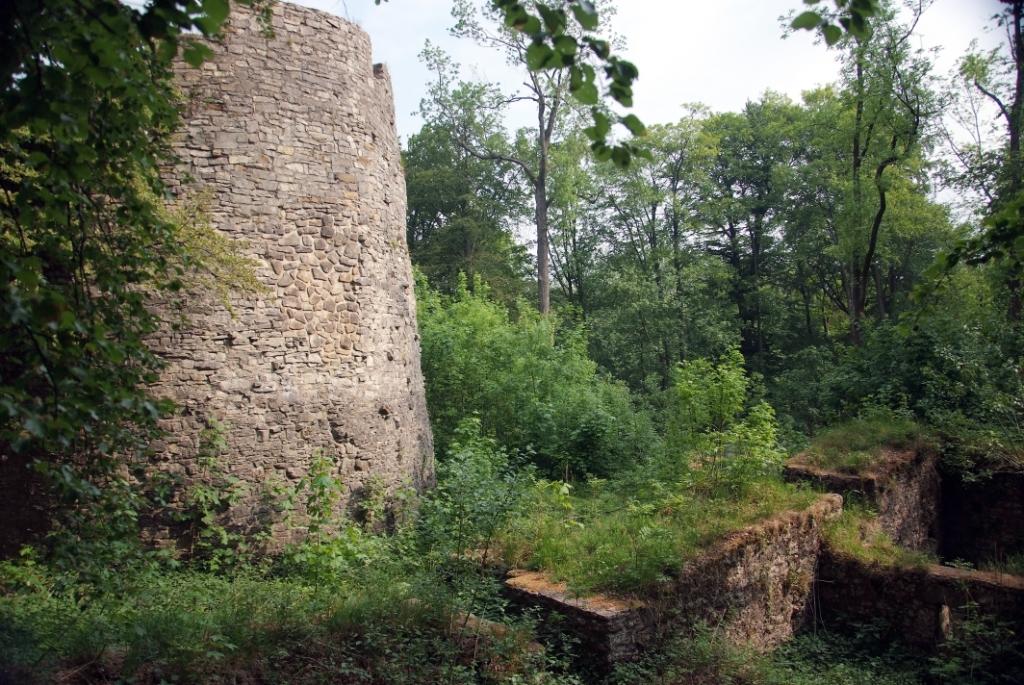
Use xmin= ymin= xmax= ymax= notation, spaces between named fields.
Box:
xmin=800 ymin=416 xmax=933 ymax=474
xmin=497 ymin=478 xmax=817 ymax=596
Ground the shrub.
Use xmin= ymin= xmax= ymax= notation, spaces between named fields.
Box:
xmin=664 ymin=348 xmax=784 ymax=494
xmin=417 ymin=272 xmax=657 ymax=478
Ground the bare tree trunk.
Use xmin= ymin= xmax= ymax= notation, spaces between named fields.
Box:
xmin=536 ymin=178 xmax=550 ymax=314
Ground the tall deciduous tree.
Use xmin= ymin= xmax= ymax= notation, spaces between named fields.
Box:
xmin=404 ymin=122 xmax=530 ymax=302
xmin=423 ymin=0 xmax=624 ymax=314
xmin=830 ymin=0 xmax=937 ymax=343
xmin=701 ymin=94 xmax=805 ymax=360
xmin=943 ymin=1 xmax=1024 ymax=322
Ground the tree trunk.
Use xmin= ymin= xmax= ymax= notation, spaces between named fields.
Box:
xmin=535 ymin=178 xmax=550 ymax=314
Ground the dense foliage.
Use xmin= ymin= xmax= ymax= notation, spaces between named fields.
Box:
xmin=417 ymin=273 xmax=655 ymax=478
xmin=410 ymin=0 xmax=1024 ymax=467
xmin=3 ymin=0 xmax=1024 ymax=682
xmin=0 ymin=0 xmax=269 ymax=564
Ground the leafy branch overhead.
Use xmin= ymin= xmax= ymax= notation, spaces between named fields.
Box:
xmin=491 ymin=0 xmax=645 ymax=166
xmin=0 ymin=0 xmax=271 ymax=552
xmin=791 ymin=0 xmax=880 ymax=45
xmin=379 ymin=0 xmax=646 ymax=167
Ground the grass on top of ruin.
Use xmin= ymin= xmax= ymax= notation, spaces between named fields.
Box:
xmin=822 ymin=503 xmax=937 ymax=569
xmin=797 ymin=415 xmax=935 ymax=475
xmin=495 ymin=473 xmax=818 ymax=597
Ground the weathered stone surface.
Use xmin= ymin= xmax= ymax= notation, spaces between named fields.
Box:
xmin=785 ymin=449 xmax=939 ymax=550
xmin=940 ymin=470 xmax=1024 ymax=564
xmin=664 ymin=493 xmax=843 ymax=651
xmin=151 ymin=1 xmax=433 ymax=533
xmin=817 ymin=547 xmax=1024 ymax=647
xmin=504 ymin=570 xmax=655 ymax=668
xmin=502 ymin=495 xmax=843 ymax=669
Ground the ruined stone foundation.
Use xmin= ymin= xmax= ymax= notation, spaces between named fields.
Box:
xmin=150 ymin=1 xmax=433 ymax=528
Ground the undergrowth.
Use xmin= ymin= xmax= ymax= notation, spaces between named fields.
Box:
xmin=801 ymin=415 xmax=934 ymax=474
xmin=0 ymin=420 xmax=579 ymax=685
xmin=609 ymin=624 xmax=925 ymax=685
xmin=0 ymin=561 xmax=571 ymax=684
xmin=497 ymin=477 xmax=817 ymax=596
xmin=823 ymin=503 xmax=936 ymax=568
xmin=978 ymin=552 xmax=1024 ymax=577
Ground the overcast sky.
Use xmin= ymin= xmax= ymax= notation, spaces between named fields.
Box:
xmin=285 ymin=0 xmax=1005 ymax=143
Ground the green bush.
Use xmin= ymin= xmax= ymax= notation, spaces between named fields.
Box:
xmin=0 ymin=444 xmax=572 ymax=685
xmin=664 ymin=348 xmax=784 ymax=493
xmin=928 ymin=600 xmax=1024 ymax=685
xmin=417 ymin=272 xmax=657 ymax=478
xmin=0 ymin=562 xmax=569 ymax=684
xmin=610 ymin=624 xmax=924 ymax=685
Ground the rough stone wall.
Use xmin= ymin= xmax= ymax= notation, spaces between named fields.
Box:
xmin=663 ymin=494 xmax=842 ymax=651
xmin=503 ymin=570 xmax=656 ymax=670
xmin=939 ymin=471 xmax=1024 ymax=564
xmin=817 ymin=548 xmax=1024 ymax=647
xmin=501 ymin=495 xmax=842 ymax=670
xmin=786 ymin=449 xmax=940 ymax=550
xmin=149 ymin=1 xmax=433 ymax=531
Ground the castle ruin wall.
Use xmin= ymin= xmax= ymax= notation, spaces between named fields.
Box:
xmin=149 ymin=1 xmax=433 ymax=527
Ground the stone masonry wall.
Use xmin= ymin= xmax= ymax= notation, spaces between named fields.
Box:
xmin=817 ymin=548 xmax=1024 ymax=647
xmin=501 ymin=495 xmax=843 ymax=671
xmin=939 ymin=471 xmax=1024 ymax=564
xmin=785 ymin=449 xmax=940 ymax=551
xmin=149 ymin=1 xmax=433 ymax=532
xmin=663 ymin=493 xmax=843 ymax=651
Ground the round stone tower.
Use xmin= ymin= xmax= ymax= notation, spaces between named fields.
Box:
xmin=151 ymin=1 xmax=433 ymax=525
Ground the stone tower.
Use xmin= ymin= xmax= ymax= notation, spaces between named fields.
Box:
xmin=151 ymin=1 xmax=433 ymax=522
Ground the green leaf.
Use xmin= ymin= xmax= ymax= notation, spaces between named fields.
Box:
xmin=609 ymin=82 xmax=632 ymax=107
xmin=553 ymin=35 xmax=578 ymax=56
xmin=502 ymin=5 xmax=529 ymax=29
xmin=519 ymin=16 xmax=542 ymax=35
xmin=822 ymin=24 xmax=842 ymax=46
xmin=849 ymin=11 xmax=868 ymax=37
xmin=590 ymin=109 xmax=611 ymax=138
xmin=182 ymin=41 xmax=214 ymax=67
xmin=611 ymin=145 xmax=630 ymax=168
xmin=573 ymin=80 xmax=598 ymax=105
xmin=584 ymin=37 xmax=610 ymax=59
xmin=526 ymin=42 xmax=551 ymax=71
xmin=201 ymin=0 xmax=229 ymax=33
xmin=791 ymin=11 xmax=821 ymax=30
xmin=591 ymin=142 xmax=613 ymax=161
xmin=620 ymin=114 xmax=646 ymax=136
xmin=571 ymin=1 xmax=599 ymax=31
xmin=157 ymin=36 xmax=178 ymax=63
xmin=536 ymin=5 xmax=567 ymax=35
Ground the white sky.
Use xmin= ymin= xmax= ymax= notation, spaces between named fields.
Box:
xmin=288 ymin=0 xmax=1005 ymax=142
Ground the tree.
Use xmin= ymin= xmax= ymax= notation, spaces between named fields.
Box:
xmin=700 ymin=94 xmax=805 ymax=361
xmin=404 ymin=122 xmax=530 ymax=302
xmin=823 ymin=0 xmax=937 ymax=343
xmin=547 ymin=122 xmax=603 ymax=315
xmin=381 ymin=0 xmax=645 ymax=166
xmin=942 ymin=1 xmax=1024 ymax=323
xmin=422 ymin=0 xmax=636 ymax=314
xmin=0 ymin=0 xmax=265 ymax=554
